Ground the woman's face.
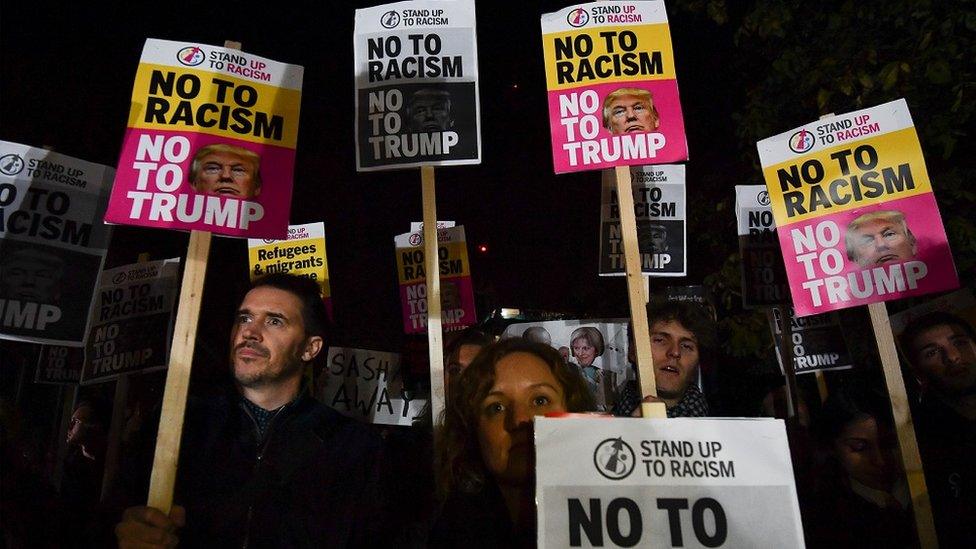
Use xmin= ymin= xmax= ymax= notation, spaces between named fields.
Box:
xmin=572 ymin=337 xmax=596 ymax=367
xmin=833 ymin=416 xmax=897 ymax=491
xmin=477 ymin=352 xmax=567 ymax=486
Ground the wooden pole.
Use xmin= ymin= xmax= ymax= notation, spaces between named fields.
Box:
xmin=614 ymin=166 xmax=666 ymax=419
xmin=868 ymin=302 xmax=938 ymax=548
xmin=421 ymin=166 xmax=446 ymax=425
xmin=773 ymin=306 xmax=801 ymax=418
xmin=814 ymin=370 xmax=829 ymax=403
xmin=146 ymin=231 xmax=211 ymax=512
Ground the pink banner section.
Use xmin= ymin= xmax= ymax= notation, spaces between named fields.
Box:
xmin=779 ymin=193 xmax=959 ymax=316
xmin=547 ymin=79 xmax=687 ymax=173
xmin=399 ymin=276 xmax=476 ymax=335
xmin=105 ymin=129 xmax=294 ymax=239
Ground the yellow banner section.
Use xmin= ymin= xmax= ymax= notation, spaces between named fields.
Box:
xmin=543 ymin=24 xmax=675 ymax=90
xmin=248 ymin=238 xmax=330 ymax=297
xmin=764 ymin=128 xmax=931 ymax=225
xmin=127 ymin=63 xmax=301 ymax=147
xmin=396 ymin=241 xmax=469 ymax=284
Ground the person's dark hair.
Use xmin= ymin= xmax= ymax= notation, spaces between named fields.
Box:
xmin=813 ymin=383 xmax=892 ymax=446
xmin=74 ymin=396 xmax=111 ymax=430
xmin=445 ymin=327 xmax=492 ymax=364
xmin=646 ymin=299 xmax=717 ymax=363
xmin=436 ymin=338 xmax=595 ymax=498
xmin=250 ymin=274 xmax=328 ymax=338
xmin=900 ymin=311 xmax=976 ymax=364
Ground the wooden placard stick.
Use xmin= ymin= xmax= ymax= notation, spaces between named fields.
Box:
xmin=770 ymin=306 xmax=801 ymax=418
xmin=868 ymin=301 xmax=938 ymax=548
xmin=421 ymin=166 xmax=446 ymax=426
xmin=146 ymin=230 xmax=211 ymax=512
xmin=146 ymin=39 xmax=241 ymax=512
xmin=814 ymin=370 xmax=828 ymax=403
xmin=614 ymin=166 xmax=666 ymax=419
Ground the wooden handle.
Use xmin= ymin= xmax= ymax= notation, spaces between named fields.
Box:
xmin=613 ymin=166 xmax=666 ymax=419
xmin=867 ymin=302 xmax=938 ymax=548
xmin=421 ymin=166 xmax=446 ymax=425
xmin=146 ymin=230 xmax=211 ymax=512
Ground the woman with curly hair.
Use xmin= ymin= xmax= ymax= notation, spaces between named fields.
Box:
xmin=430 ymin=338 xmax=594 ymax=547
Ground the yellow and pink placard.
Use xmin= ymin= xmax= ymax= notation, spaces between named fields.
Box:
xmin=758 ymin=99 xmax=958 ymax=316
xmin=541 ymin=2 xmax=688 ymax=173
xmin=106 ymin=39 xmax=303 ymax=238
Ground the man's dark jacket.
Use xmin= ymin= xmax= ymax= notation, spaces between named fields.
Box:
xmin=173 ymin=390 xmax=386 ymax=548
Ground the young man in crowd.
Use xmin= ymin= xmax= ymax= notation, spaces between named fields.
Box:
xmin=613 ymin=300 xmax=716 ymax=417
xmin=115 ymin=274 xmax=387 ymax=547
xmin=900 ymin=311 xmax=976 ymax=546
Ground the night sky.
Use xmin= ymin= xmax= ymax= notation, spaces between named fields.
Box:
xmin=1 ymin=2 xmax=746 ymax=370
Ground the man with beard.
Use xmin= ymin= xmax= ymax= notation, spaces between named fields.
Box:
xmin=901 ymin=311 xmax=976 ymax=546
xmin=613 ymin=300 xmax=715 ymax=417
xmin=116 ymin=274 xmax=386 ymax=547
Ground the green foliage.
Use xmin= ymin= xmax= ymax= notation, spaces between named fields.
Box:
xmin=678 ymin=0 xmax=975 ymax=361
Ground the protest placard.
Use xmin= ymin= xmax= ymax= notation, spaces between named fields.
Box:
xmin=317 ymin=347 xmax=427 ymax=426
xmin=735 ymin=185 xmax=790 ymax=308
xmin=79 ymin=258 xmax=180 ymax=384
xmin=502 ymin=319 xmax=631 ymax=412
xmin=769 ymin=306 xmax=853 ymax=375
xmin=248 ymin=222 xmax=332 ymax=317
xmin=541 ymin=1 xmax=688 ymax=173
xmin=535 ymin=416 xmax=805 ymax=548
xmin=600 ymin=165 xmax=686 ymax=276
xmin=104 ymin=39 xmax=303 ymax=238
xmin=394 ymin=224 xmax=476 ymax=334
xmin=34 ymin=346 xmax=83 ymax=385
xmin=354 ymin=0 xmax=481 ymax=170
xmin=0 ymin=141 xmax=113 ymax=345
xmin=757 ymin=99 xmax=958 ymax=316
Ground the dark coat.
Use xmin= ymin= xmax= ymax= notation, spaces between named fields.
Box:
xmin=173 ymin=391 xmax=387 ymax=548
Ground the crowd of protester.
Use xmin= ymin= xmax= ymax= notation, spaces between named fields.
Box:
xmin=1 ymin=273 xmax=972 ymax=547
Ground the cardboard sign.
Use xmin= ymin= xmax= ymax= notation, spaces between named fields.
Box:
xmin=541 ymin=1 xmax=688 ymax=173
xmin=600 ymin=165 xmax=686 ymax=276
xmin=248 ymin=222 xmax=332 ymax=317
xmin=105 ymin=39 xmax=304 ymax=238
xmin=394 ymin=225 xmax=476 ymax=334
xmin=535 ymin=417 xmax=806 ymax=548
xmin=0 ymin=141 xmax=113 ymax=345
xmin=81 ymin=258 xmax=180 ymax=384
xmin=757 ymin=99 xmax=958 ymax=316
xmin=502 ymin=319 xmax=632 ymax=412
xmin=354 ymin=0 xmax=481 ymax=170
xmin=735 ymin=185 xmax=790 ymax=308
xmin=34 ymin=346 xmax=83 ymax=385
xmin=317 ymin=347 xmax=427 ymax=426
xmin=769 ymin=307 xmax=853 ymax=375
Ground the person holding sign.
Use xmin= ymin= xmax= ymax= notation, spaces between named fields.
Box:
xmin=614 ymin=300 xmax=715 ymax=418
xmin=189 ymin=143 xmax=262 ymax=199
xmin=431 ymin=338 xmax=593 ymax=547
xmin=900 ymin=311 xmax=976 ymax=546
xmin=845 ymin=210 xmax=918 ymax=268
xmin=115 ymin=274 xmax=386 ymax=547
